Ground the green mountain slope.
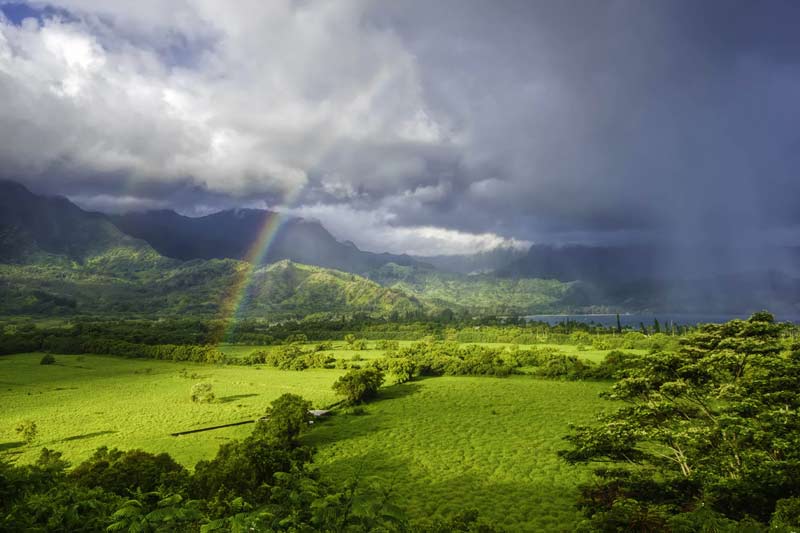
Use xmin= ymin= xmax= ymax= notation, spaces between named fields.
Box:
xmin=0 ymin=182 xmax=428 ymax=317
xmin=0 ymin=258 xmax=430 ymax=318
xmin=0 ymin=180 xmax=170 ymax=274
xmin=0 ymin=180 xmax=581 ymax=318
xmin=368 ymin=263 xmax=574 ymax=314
xmin=243 ymin=260 xmax=426 ymax=316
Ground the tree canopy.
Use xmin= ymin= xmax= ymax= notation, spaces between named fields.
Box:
xmin=561 ymin=311 xmax=800 ymax=530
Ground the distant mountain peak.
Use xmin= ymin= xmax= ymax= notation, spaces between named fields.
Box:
xmin=110 ymin=202 xmax=427 ymax=273
xmin=0 ymin=179 xmax=158 ymax=264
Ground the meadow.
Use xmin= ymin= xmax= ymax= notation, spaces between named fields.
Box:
xmin=1 ymin=340 xmax=620 ymax=530
xmin=0 ymin=353 xmax=343 ymax=466
xmin=307 ymin=376 xmax=609 ymax=531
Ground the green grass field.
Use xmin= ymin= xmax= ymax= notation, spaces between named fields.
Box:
xmin=0 ymin=353 xmax=343 ymax=466
xmin=306 ymin=376 xmax=610 ymax=532
xmin=1 ymin=345 xmax=616 ymax=531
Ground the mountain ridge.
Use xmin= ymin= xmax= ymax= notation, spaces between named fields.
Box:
xmin=110 ymin=208 xmax=428 ymax=274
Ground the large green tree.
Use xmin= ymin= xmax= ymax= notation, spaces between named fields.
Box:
xmin=561 ymin=312 xmax=800 ymax=530
xmin=256 ymin=393 xmax=313 ymax=448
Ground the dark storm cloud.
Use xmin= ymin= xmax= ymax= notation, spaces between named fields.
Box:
xmin=0 ymin=0 xmax=798 ymax=253
xmin=365 ymin=0 xmax=800 ymax=243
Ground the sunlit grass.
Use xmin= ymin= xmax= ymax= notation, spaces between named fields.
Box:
xmin=1 ymin=344 xmax=620 ymax=530
xmin=0 ymin=353 xmax=343 ymax=467
xmin=306 ymin=375 xmax=610 ymax=531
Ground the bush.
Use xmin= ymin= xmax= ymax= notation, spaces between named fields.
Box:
xmin=15 ymin=420 xmax=37 ymax=443
xmin=40 ymin=354 xmax=56 ymax=365
xmin=332 ymin=368 xmax=385 ymax=405
xmin=771 ymin=497 xmax=800 ymax=530
xmin=376 ymin=339 xmax=399 ymax=350
xmin=191 ymin=382 xmax=215 ymax=403
xmin=589 ymin=350 xmax=641 ymax=379
xmin=388 ymin=357 xmax=417 ymax=383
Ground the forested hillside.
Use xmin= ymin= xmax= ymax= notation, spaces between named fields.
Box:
xmin=0 ymin=181 xmax=581 ymax=318
xmin=368 ymin=262 xmax=574 ymax=314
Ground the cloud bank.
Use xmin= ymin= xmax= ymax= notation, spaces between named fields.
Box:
xmin=1 ymin=0 xmax=799 ymax=255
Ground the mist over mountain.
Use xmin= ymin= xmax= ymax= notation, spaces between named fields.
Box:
xmin=0 ymin=181 xmax=572 ymax=316
xmin=413 ymin=247 xmax=526 ymax=275
xmin=501 ymin=244 xmax=800 ymax=314
xmin=1 ymin=180 xmax=798 ymax=316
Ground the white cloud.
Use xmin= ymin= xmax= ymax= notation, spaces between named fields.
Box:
xmin=0 ymin=0 xmax=446 ymax=201
xmin=284 ymin=202 xmax=531 ymax=256
xmin=69 ymin=192 xmax=169 ymax=213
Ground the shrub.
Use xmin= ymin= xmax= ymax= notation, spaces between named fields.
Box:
xmin=376 ymin=339 xmax=399 ymax=350
xmin=191 ymin=382 xmax=215 ymax=403
xmin=16 ymin=420 xmax=37 ymax=443
xmin=388 ymin=357 xmax=417 ymax=383
xmin=332 ymin=368 xmax=385 ymax=405
xmin=40 ymin=353 xmax=56 ymax=365
xmin=590 ymin=350 xmax=641 ymax=379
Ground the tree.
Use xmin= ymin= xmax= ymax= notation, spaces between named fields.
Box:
xmin=15 ymin=420 xmax=37 ymax=443
xmin=190 ymin=382 xmax=214 ymax=403
xmin=333 ymin=368 xmax=385 ymax=405
xmin=256 ymin=393 xmax=312 ymax=448
xmin=344 ymin=334 xmax=357 ymax=347
xmin=70 ymin=447 xmax=188 ymax=495
xmin=561 ymin=312 xmax=800 ymax=528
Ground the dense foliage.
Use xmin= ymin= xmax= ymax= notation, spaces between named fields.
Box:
xmin=372 ymin=341 xmax=640 ymax=381
xmin=0 ymin=315 xmax=689 ymax=359
xmin=333 ymin=367 xmax=386 ymax=405
xmin=561 ymin=312 xmax=800 ymax=530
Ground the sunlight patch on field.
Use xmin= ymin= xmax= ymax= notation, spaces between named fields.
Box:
xmin=0 ymin=353 xmax=343 ymax=467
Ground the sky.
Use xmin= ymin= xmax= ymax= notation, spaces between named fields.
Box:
xmin=0 ymin=0 xmax=798 ymax=256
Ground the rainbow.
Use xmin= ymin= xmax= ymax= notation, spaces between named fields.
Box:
xmin=216 ymin=210 xmax=288 ymax=341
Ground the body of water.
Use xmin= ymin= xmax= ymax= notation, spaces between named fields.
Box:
xmin=524 ymin=313 xmax=800 ymax=327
